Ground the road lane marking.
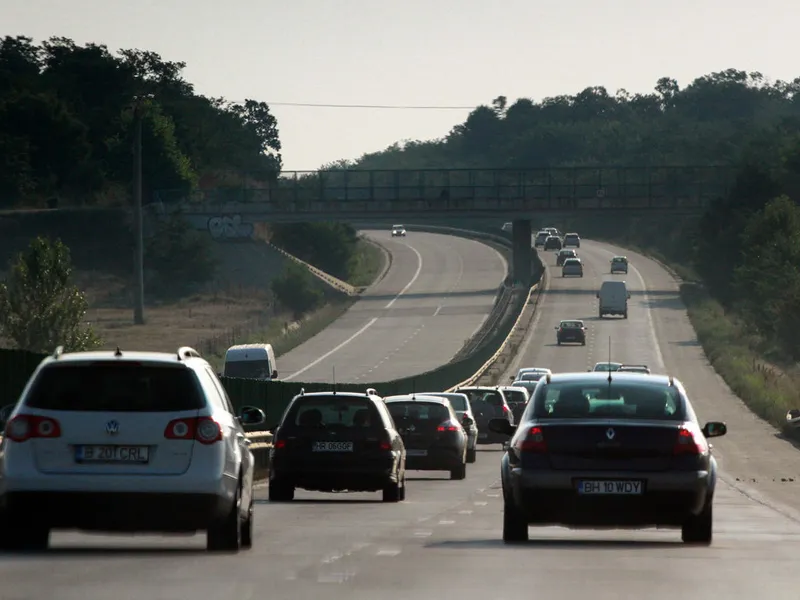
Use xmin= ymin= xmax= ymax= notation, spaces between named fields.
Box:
xmin=284 ymin=244 xmax=424 ymax=381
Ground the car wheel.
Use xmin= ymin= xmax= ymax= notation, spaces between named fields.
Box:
xmin=681 ymin=500 xmax=712 ymax=545
xmin=503 ymin=499 xmax=529 ymax=543
xmin=240 ymin=498 xmax=254 ymax=549
xmin=581 ymin=340 xmax=586 ymax=346
xmin=268 ymin=479 xmax=295 ymax=502
xmin=450 ymin=462 xmax=467 ymax=480
xmin=383 ymin=478 xmax=401 ymax=502
xmin=398 ymin=475 xmax=407 ymax=501
xmin=557 ymin=340 xmax=561 ymax=345
xmin=466 ymin=447 xmax=477 ymax=463
xmin=623 ymin=311 xmax=628 ymax=319
xmin=207 ymin=483 xmax=242 ymax=552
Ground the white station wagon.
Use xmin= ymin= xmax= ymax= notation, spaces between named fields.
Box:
xmin=0 ymin=346 xmax=266 ymax=552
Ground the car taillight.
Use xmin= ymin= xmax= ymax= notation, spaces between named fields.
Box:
xmin=379 ymin=440 xmax=392 ymax=450
xmin=4 ymin=415 xmax=62 ymax=442
xmin=437 ymin=421 xmax=461 ymax=432
xmin=673 ymin=426 xmax=707 ymax=455
xmin=515 ymin=426 xmax=547 ymax=453
xmin=502 ymin=405 xmax=509 ymax=416
xmin=274 ymin=439 xmax=287 ymax=449
xmin=164 ymin=417 xmax=223 ymax=444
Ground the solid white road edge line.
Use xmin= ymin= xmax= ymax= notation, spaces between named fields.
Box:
xmin=283 ymin=244 xmax=424 ymax=381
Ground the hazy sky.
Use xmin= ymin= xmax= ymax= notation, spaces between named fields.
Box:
xmin=6 ymin=0 xmax=797 ymax=171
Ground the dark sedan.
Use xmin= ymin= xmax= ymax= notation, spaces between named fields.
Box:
xmin=555 ymin=320 xmax=586 ymax=345
xmin=489 ymin=372 xmax=727 ymax=544
xmin=385 ymin=395 xmax=468 ymax=480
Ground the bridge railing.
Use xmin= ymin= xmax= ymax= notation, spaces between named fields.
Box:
xmin=155 ymin=166 xmax=735 ymax=213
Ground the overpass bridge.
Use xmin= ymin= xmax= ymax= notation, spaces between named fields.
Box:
xmin=157 ymin=165 xmax=733 ymax=287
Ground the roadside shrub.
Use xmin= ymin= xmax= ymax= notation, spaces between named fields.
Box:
xmin=271 ymin=261 xmax=324 ymax=318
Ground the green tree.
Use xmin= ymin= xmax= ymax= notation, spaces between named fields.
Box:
xmin=271 ymin=262 xmax=323 ymax=319
xmin=0 ymin=236 xmax=101 ymax=352
xmin=144 ymin=215 xmax=216 ymax=295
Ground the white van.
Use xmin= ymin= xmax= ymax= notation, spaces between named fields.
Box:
xmin=223 ymin=344 xmax=278 ymax=380
xmin=597 ymin=280 xmax=630 ymax=319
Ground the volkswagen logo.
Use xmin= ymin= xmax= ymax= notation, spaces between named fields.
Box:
xmin=606 ymin=427 xmax=615 ymax=440
xmin=106 ymin=420 xmax=120 ymax=435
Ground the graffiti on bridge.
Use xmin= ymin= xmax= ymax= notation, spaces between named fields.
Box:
xmin=207 ymin=215 xmax=254 ymax=241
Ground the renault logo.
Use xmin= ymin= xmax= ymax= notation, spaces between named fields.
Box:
xmin=106 ymin=420 xmax=120 ymax=435
xmin=606 ymin=427 xmax=615 ymax=440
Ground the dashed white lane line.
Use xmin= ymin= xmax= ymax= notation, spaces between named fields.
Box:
xmin=376 ymin=548 xmax=402 ymax=557
xmin=284 ymin=244 xmax=424 ymax=381
xmin=438 ymin=519 xmax=456 ymax=525
xmin=414 ymin=530 xmax=433 ymax=537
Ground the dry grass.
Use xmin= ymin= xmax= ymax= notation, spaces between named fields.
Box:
xmin=78 ymin=271 xmax=278 ymax=354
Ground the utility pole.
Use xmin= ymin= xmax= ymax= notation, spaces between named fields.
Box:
xmin=132 ymin=99 xmax=145 ymax=325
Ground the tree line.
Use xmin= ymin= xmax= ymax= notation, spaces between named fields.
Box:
xmin=334 ymin=69 xmax=800 ymax=365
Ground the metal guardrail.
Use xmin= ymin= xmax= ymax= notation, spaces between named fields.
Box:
xmin=267 ymin=243 xmax=358 ymax=296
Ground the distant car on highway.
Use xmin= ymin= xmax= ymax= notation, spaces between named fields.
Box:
xmin=555 ymin=319 xmax=587 ymax=345
xmin=496 ymin=385 xmax=530 ymax=422
xmin=391 ymin=224 xmax=407 ymax=237
xmin=556 ymin=248 xmax=577 ymax=266
xmin=618 ymin=364 xmax=651 ymax=374
xmin=269 ymin=390 xmax=407 ymax=502
xmin=544 ymin=236 xmax=562 ymax=251
xmin=456 ymin=387 xmax=514 ymax=444
xmin=384 ymin=395 xmax=468 ymax=480
xmin=508 ymin=380 xmax=537 ymax=394
xmin=592 ymin=361 xmax=623 ymax=372
xmin=489 ymin=371 xmax=728 ymax=544
xmin=0 ymin=346 xmax=266 ymax=552
xmin=514 ymin=367 xmax=552 ymax=381
xmin=544 ymin=227 xmax=561 ymax=237
xmin=562 ymin=258 xmax=583 ymax=277
xmin=534 ymin=231 xmax=549 ymax=247
xmin=610 ymin=256 xmax=628 ymax=274
xmin=419 ymin=392 xmax=478 ymax=463
xmin=563 ymin=232 xmax=581 ymax=247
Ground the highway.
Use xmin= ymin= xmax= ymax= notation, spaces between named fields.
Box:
xmin=5 ymin=239 xmax=800 ymax=598
xmin=279 ymin=229 xmax=507 ymax=383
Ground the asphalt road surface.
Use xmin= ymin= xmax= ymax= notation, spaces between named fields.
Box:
xmin=5 ymin=239 xmax=800 ymax=599
xmin=278 ymin=229 xmax=507 ymax=383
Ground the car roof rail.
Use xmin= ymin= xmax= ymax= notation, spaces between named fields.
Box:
xmin=366 ymin=388 xmax=377 ymax=396
xmin=177 ymin=346 xmax=202 ymax=360
xmin=52 ymin=345 xmax=64 ymax=359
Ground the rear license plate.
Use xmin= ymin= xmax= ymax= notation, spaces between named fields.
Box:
xmin=75 ymin=445 xmax=149 ymax=464
xmin=406 ymin=449 xmax=428 ymax=457
xmin=479 ymin=433 xmax=488 ymax=439
xmin=577 ymin=480 xmax=643 ymax=495
xmin=312 ymin=441 xmax=353 ymax=452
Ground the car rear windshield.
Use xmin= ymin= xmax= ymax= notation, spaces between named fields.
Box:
xmin=560 ymin=321 xmax=582 ymax=328
xmin=432 ymin=394 xmax=467 ymax=411
xmin=531 ymin=382 xmax=683 ymax=421
xmin=503 ymin=389 xmax=527 ymax=405
xmin=24 ymin=363 xmax=204 ymax=412
xmin=386 ymin=401 xmax=449 ymax=423
xmin=285 ymin=396 xmax=381 ymax=429
xmin=224 ymin=359 xmax=271 ymax=379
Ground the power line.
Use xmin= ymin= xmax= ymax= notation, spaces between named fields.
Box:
xmin=259 ymin=101 xmax=476 ymax=110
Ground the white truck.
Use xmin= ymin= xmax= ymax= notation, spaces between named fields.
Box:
xmin=597 ymin=280 xmax=630 ymax=319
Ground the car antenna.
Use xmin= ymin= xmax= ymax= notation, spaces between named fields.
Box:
xmin=412 ymin=379 xmax=416 ymax=399
xmin=332 ymin=366 xmax=336 ymax=395
xmin=607 ymin=336 xmax=613 ymax=385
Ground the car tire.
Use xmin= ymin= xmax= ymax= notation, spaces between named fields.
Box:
xmin=557 ymin=340 xmax=561 ymax=345
xmin=450 ymin=462 xmax=467 ymax=480
xmin=681 ymin=500 xmax=712 ymax=545
xmin=581 ymin=340 xmax=586 ymax=346
xmin=623 ymin=311 xmax=628 ymax=319
xmin=503 ymin=499 xmax=529 ymax=543
xmin=207 ymin=483 xmax=242 ymax=552
xmin=240 ymin=499 xmax=254 ymax=549
xmin=466 ymin=448 xmax=477 ymax=463
xmin=383 ymin=479 xmax=401 ymax=502
xmin=398 ymin=475 xmax=407 ymax=501
xmin=268 ymin=479 xmax=295 ymax=502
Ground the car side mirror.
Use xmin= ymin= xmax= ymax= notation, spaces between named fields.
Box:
xmin=238 ymin=406 xmax=266 ymax=426
xmin=554 ymin=326 xmax=559 ymax=330
xmin=462 ymin=415 xmax=474 ymax=427
xmin=595 ymin=292 xmax=599 ymax=298
xmin=488 ymin=418 xmax=515 ymax=436
xmin=0 ymin=404 xmax=14 ymax=428
xmin=271 ymin=369 xmax=278 ymax=379
xmin=701 ymin=421 xmax=727 ymax=438
xmin=627 ymin=293 xmax=631 ymax=299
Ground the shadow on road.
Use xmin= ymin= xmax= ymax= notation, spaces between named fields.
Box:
xmin=425 ymin=538 xmax=681 ymax=550
xmin=1 ymin=547 xmax=206 ymax=557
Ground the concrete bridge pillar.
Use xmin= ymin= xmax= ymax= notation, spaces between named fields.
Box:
xmin=511 ymin=219 xmax=532 ymax=288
